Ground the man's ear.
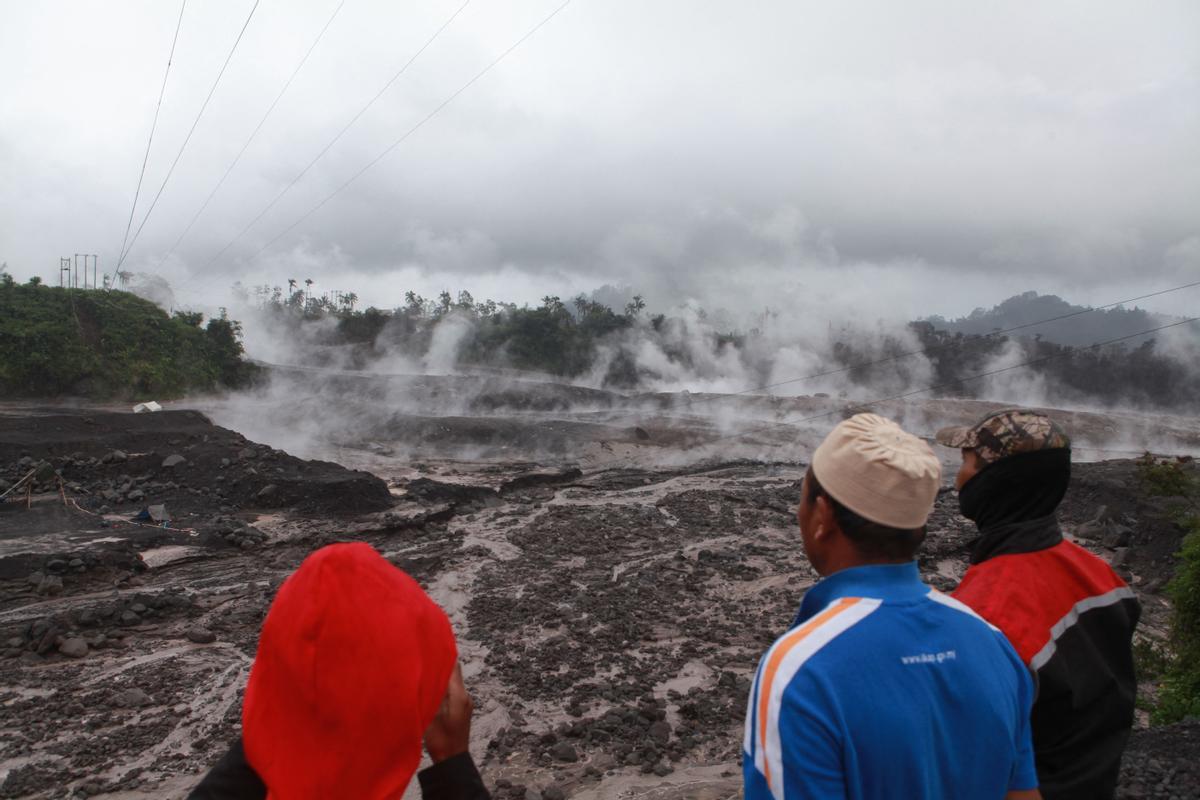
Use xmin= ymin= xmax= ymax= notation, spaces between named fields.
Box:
xmin=812 ymin=494 xmax=835 ymax=542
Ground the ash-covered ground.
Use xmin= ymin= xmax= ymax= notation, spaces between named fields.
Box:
xmin=1 ymin=376 xmax=1198 ymax=799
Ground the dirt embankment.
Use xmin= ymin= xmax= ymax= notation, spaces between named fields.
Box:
xmin=0 ymin=408 xmax=391 ymax=583
xmin=0 ymin=407 xmax=1195 ymax=799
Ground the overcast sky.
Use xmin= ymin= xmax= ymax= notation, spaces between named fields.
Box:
xmin=1 ymin=0 xmax=1197 ymax=320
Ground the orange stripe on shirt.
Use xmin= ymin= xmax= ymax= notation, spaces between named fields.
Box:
xmin=757 ymin=596 xmax=862 ymax=792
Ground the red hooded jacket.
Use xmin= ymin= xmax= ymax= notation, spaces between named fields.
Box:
xmin=242 ymin=542 xmax=457 ymax=799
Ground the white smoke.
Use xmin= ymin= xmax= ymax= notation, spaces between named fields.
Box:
xmin=974 ymin=338 xmax=1051 ymax=408
xmin=423 ymin=312 xmax=474 ymax=375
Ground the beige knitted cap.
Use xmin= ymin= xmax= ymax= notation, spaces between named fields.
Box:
xmin=811 ymin=413 xmax=942 ymax=529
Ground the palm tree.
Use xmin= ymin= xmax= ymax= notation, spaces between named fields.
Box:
xmin=345 ymin=292 xmax=358 ymax=311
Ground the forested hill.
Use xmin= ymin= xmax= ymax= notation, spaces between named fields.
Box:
xmin=925 ymin=291 xmax=1179 ymax=346
xmin=0 ymin=279 xmax=255 ymax=400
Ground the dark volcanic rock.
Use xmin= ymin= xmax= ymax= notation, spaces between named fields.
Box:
xmin=111 ymin=688 xmax=152 ymax=709
xmin=550 ymin=742 xmax=578 ymax=763
xmin=405 ymin=478 xmax=498 ymax=508
xmin=498 ymin=468 xmax=583 ymax=494
xmin=58 ymin=638 xmax=89 ymax=658
xmin=1117 ymin=720 xmax=1200 ymax=798
xmin=185 ymin=626 xmax=217 ymax=644
xmin=0 ymin=409 xmax=394 ymax=518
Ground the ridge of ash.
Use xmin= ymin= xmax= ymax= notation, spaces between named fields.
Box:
xmin=0 ymin=409 xmax=393 ymax=518
xmin=0 ymin=408 xmax=393 ymax=590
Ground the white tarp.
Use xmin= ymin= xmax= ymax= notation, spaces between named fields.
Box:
xmin=132 ymin=401 xmax=163 ymax=413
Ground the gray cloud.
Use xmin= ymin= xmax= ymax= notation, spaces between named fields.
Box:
xmin=1 ymin=0 xmax=1197 ymax=319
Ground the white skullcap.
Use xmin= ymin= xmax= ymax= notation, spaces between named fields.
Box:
xmin=811 ymin=413 xmax=941 ymax=529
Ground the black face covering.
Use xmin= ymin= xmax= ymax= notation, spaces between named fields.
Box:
xmin=958 ymin=448 xmax=1072 ymax=563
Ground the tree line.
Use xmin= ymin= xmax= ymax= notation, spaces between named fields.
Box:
xmin=245 ymin=280 xmax=1199 ymax=410
xmin=0 ymin=279 xmax=255 ymax=399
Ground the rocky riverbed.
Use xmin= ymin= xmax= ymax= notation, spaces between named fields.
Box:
xmin=0 ymin=401 xmax=1196 ymax=799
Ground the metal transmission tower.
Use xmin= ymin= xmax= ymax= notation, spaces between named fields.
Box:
xmin=73 ymin=254 xmax=98 ymax=289
xmin=59 ymin=258 xmax=71 ymax=287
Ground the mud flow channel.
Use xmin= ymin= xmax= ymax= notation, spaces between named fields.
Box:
xmin=0 ymin=400 xmax=1197 ymax=799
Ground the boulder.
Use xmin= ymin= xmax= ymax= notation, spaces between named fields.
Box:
xmin=59 ymin=638 xmax=89 ymax=658
xmin=550 ymin=742 xmax=578 ymax=763
xmin=37 ymin=575 xmax=64 ymax=596
xmin=161 ymin=454 xmax=187 ymax=469
xmin=185 ymin=626 xmax=217 ymax=644
xmin=1101 ymin=524 xmax=1133 ymax=549
xmin=111 ymin=688 xmax=152 ymax=708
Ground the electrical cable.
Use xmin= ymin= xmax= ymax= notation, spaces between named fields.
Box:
xmin=154 ymin=0 xmax=348 ymax=270
xmin=242 ymin=0 xmax=574 ymax=263
xmin=201 ymin=0 xmax=474 ymax=269
xmin=582 ymin=316 xmax=1200 ymax=470
xmin=117 ymin=0 xmax=261 ymax=269
xmin=705 ymin=280 xmax=1200 ymax=402
xmin=116 ymin=0 xmax=188 ymax=263
xmin=765 ymin=318 xmax=1198 ymax=428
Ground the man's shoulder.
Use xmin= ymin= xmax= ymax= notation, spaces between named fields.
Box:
xmin=759 ymin=597 xmax=885 ymax=687
xmin=954 ymin=540 xmax=1134 ymax=662
xmin=768 ymin=592 xmax=1007 ymax=684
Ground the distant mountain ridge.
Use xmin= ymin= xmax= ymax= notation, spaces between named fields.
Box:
xmin=925 ymin=291 xmax=1182 ymax=347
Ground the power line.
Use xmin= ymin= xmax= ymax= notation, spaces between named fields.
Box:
xmin=117 ymin=0 xmax=261 ymax=269
xmin=717 ymin=280 xmax=1200 ymax=400
xmin=154 ymin=0 xmax=348 ymax=271
xmin=578 ymin=277 xmax=1200 ymax=438
xmin=584 ymin=316 xmax=1200 ymax=470
xmin=117 ymin=0 xmax=188 ymax=264
xmin=201 ymin=0 xmax=474 ymax=270
xmin=790 ymin=317 xmax=1199 ymax=424
xmin=225 ymin=0 xmax=575 ymax=267
xmin=737 ymin=317 xmax=1200 ymax=440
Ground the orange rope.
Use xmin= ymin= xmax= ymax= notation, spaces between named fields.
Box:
xmin=57 ymin=477 xmax=199 ymax=535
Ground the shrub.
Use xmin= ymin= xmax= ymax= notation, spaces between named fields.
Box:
xmin=1137 ymin=455 xmax=1200 ymax=724
xmin=0 ymin=282 xmax=255 ymax=399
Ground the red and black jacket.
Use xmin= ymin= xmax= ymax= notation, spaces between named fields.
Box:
xmin=954 ymin=515 xmax=1140 ymax=800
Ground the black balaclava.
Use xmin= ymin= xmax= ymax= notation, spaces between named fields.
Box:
xmin=958 ymin=448 xmax=1071 ymax=562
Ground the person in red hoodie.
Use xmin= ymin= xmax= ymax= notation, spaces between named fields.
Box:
xmin=189 ymin=542 xmax=490 ymax=799
xmin=937 ymin=409 xmax=1140 ymax=800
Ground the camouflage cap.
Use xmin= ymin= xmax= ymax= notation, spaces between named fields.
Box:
xmin=934 ymin=408 xmax=1071 ymax=464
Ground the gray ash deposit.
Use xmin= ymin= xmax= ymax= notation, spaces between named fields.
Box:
xmin=0 ymin=392 xmax=1196 ymax=798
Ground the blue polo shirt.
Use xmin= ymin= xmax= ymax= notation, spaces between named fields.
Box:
xmin=743 ymin=562 xmax=1037 ymax=800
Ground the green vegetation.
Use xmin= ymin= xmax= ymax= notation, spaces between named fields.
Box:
xmin=1137 ymin=455 xmax=1200 ymax=724
xmin=911 ymin=322 xmax=1200 ymax=409
xmin=242 ymin=282 xmax=644 ymax=383
xmin=245 ymin=276 xmax=1200 ymax=407
xmin=0 ymin=279 xmax=255 ymax=399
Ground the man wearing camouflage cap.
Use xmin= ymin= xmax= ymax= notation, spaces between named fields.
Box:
xmin=938 ymin=408 xmax=1140 ymax=800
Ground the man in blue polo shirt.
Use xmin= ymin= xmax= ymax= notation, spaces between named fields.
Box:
xmin=744 ymin=414 xmax=1040 ymax=800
